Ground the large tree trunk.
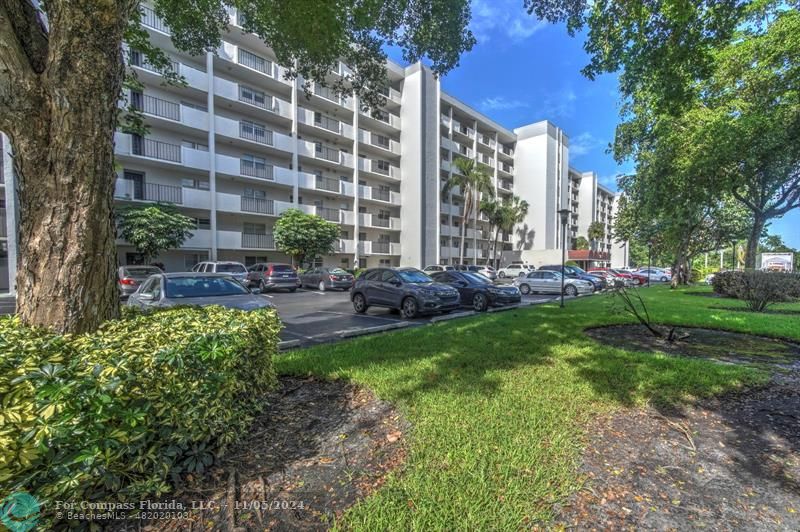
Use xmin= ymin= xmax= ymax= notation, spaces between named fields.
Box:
xmin=492 ymin=226 xmax=500 ymax=269
xmin=744 ymin=216 xmax=765 ymax=270
xmin=1 ymin=1 xmax=132 ymax=333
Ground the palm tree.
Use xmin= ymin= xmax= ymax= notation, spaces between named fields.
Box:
xmin=587 ymin=221 xmax=605 ymax=251
xmin=443 ymin=158 xmax=494 ymax=264
xmin=497 ymin=196 xmax=529 ymax=268
xmin=480 ymin=198 xmax=504 ymax=266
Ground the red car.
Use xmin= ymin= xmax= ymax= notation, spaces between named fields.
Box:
xmin=591 ymin=267 xmax=646 ymax=286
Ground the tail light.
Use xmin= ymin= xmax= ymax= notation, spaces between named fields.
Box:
xmin=327 ymin=274 xmax=334 ymax=281
xmin=265 ymin=265 xmax=274 ymax=276
xmin=120 ymin=277 xmax=137 ymax=286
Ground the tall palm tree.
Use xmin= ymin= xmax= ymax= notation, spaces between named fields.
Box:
xmin=443 ymin=158 xmax=494 ymax=264
xmin=480 ymin=197 xmax=504 ymax=266
xmin=497 ymin=196 xmax=530 ymax=268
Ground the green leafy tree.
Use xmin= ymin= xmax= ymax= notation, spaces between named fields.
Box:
xmin=586 ymin=221 xmax=605 ymax=250
xmin=0 ymin=0 xmax=475 ymax=333
xmin=116 ymin=204 xmax=195 ymax=265
xmin=442 ymin=158 xmax=494 ymax=264
xmin=574 ymin=236 xmax=589 ymax=250
xmin=273 ymin=209 xmax=340 ymax=267
xmin=497 ymin=196 xmax=529 ymax=268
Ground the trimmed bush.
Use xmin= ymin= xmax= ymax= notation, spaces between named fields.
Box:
xmin=0 ymin=306 xmax=279 ymax=515
xmin=711 ymin=270 xmax=800 ymax=311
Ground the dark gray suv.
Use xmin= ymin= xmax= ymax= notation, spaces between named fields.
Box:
xmin=350 ymin=267 xmax=461 ymax=318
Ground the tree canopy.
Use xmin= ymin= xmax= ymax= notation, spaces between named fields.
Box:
xmin=273 ymin=209 xmax=340 ymax=267
xmin=116 ymin=204 xmax=196 ymax=265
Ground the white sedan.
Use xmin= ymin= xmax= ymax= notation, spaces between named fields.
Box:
xmin=513 ymin=270 xmax=594 ymax=296
xmin=497 ymin=264 xmax=532 ymax=278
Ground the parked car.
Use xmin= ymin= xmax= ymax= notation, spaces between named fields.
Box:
xmin=430 ymin=270 xmax=521 ymax=311
xmin=299 ymin=267 xmax=355 ymax=291
xmin=454 ymin=264 xmax=497 ymax=281
xmin=587 ymin=269 xmax=627 ymax=288
xmin=538 ymin=264 xmax=606 ymax=291
xmin=610 ymin=268 xmax=647 ymax=285
xmin=245 ymin=262 xmax=298 ymax=292
xmin=127 ymin=273 xmax=273 ymax=310
xmin=117 ymin=265 xmax=163 ymax=299
xmin=423 ymin=264 xmax=455 ymax=273
xmin=513 ymin=270 xmax=594 ymax=296
xmin=191 ymin=261 xmax=249 ymax=284
xmin=588 ymin=267 xmax=638 ymax=286
xmin=497 ymin=263 xmax=533 ymax=278
xmin=350 ymin=267 xmax=460 ymax=318
xmin=636 ymin=268 xmax=671 ymax=282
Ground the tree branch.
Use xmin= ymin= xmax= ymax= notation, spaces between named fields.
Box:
xmin=0 ymin=0 xmax=48 ymax=73
xmin=0 ymin=1 xmax=44 ymax=131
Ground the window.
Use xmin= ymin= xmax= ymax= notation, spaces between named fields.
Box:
xmin=192 ymin=218 xmax=210 ymax=230
xmin=125 ymin=252 xmax=146 ymax=265
xmin=340 ymin=230 xmax=349 ymax=239
xmin=181 ymin=178 xmax=209 ymax=190
xmin=379 ymin=259 xmax=393 ymax=267
xmin=340 ymin=258 xmax=349 ymax=267
xmin=239 ymin=85 xmax=268 ymax=108
xmin=182 ymin=140 xmax=208 ymax=151
xmin=243 ymin=222 xmax=267 ymax=234
xmin=245 ymin=256 xmax=268 ymax=267
xmin=184 ymin=253 xmax=208 ymax=270
xmin=376 ymin=159 xmax=390 ymax=172
xmin=181 ymin=100 xmax=207 ymax=112
xmin=244 ymin=187 xmax=267 ymax=199
xmin=363 ymin=270 xmax=381 ymax=281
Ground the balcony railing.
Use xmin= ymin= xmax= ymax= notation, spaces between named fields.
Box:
xmin=501 ymin=146 xmax=514 ymax=156
xmin=372 ymin=241 xmax=390 ymax=254
xmin=500 ymin=162 xmax=513 ymax=173
xmin=316 ymin=207 xmax=340 ymax=222
xmin=0 ymin=208 xmax=6 ymax=237
xmin=239 ymin=89 xmax=274 ymax=111
xmin=239 ymin=122 xmax=273 ymax=145
xmin=140 ymin=6 xmax=170 ymax=33
xmin=315 ymin=144 xmax=340 ymax=163
xmin=238 ymin=48 xmax=273 ymax=76
xmin=315 ymin=175 xmax=341 ymax=193
xmin=372 ymin=216 xmax=390 ymax=228
xmin=371 ymin=160 xmax=390 ymax=176
xmin=241 ymin=196 xmax=274 ymax=215
xmin=371 ymin=135 xmax=391 ymax=150
xmin=134 ymin=94 xmax=180 ymax=121
xmin=373 ymin=188 xmax=391 ymax=202
xmin=314 ymin=114 xmax=341 ymax=133
xmin=313 ymin=83 xmax=340 ymax=104
xmin=131 ymin=136 xmax=181 ymax=163
xmin=122 ymin=182 xmax=183 ymax=203
xmin=240 ymin=159 xmax=273 ymax=180
xmin=242 ymin=232 xmax=275 ymax=249
xmin=129 ymin=50 xmax=178 ymax=75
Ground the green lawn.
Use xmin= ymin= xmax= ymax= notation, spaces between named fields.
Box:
xmin=276 ymin=286 xmax=799 ymax=530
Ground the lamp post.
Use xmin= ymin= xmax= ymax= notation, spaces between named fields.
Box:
xmin=558 ymin=208 xmax=571 ymax=308
xmin=647 ymin=240 xmax=653 ymax=288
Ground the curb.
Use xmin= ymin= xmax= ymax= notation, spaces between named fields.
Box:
xmin=487 ymin=304 xmax=520 ymax=313
xmin=338 ymin=321 xmax=410 ymax=338
xmin=429 ymin=311 xmax=476 ymax=323
xmin=277 ymin=339 xmax=302 ymax=351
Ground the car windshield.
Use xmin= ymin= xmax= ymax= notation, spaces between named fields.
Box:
xmin=165 ymin=277 xmax=250 ymax=298
xmin=123 ymin=266 xmax=161 ymax=276
xmin=217 ymin=264 xmax=247 ymax=273
xmin=462 ymin=272 xmax=491 ymax=284
xmin=329 ymin=268 xmax=349 ymax=275
xmin=271 ymin=264 xmax=294 ymax=272
xmin=396 ymin=270 xmax=433 ymax=283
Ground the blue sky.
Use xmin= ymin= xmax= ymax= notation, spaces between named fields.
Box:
xmin=385 ymin=0 xmax=799 ymax=248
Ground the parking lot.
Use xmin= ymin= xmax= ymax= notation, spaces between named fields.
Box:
xmin=268 ymin=287 xmax=559 ymax=348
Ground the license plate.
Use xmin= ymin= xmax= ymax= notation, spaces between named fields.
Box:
xmin=282 ymin=275 xmax=289 ymax=278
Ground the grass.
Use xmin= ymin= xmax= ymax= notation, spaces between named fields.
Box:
xmin=276 ymin=285 xmax=800 ymax=530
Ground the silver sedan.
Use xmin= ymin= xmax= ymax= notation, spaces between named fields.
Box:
xmin=127 ymin=273 xmax=273 ymax=311
xmin=513 ymin=270 xmax=594 ymax=296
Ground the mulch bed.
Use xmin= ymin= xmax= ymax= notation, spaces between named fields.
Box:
xmin=555 ymin=369 xmax=800 ymax=531
xmin=556 ymin=325 xmax=800 ymax=530
xmin=115 ymin=376 xmax=407 ymax=531
xmin=585 ymin=324 xmax=800 ymax=365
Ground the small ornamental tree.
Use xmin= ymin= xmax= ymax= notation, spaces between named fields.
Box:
xmin=574 ymin=236 xmax=590 ymax=250
xmin=273 ymin=209 xmax=340 ymax=267
xmin=116 ymin=204 xmax=195 ymax=265
xmin=587 ymin=221 xmax=605 ymax=250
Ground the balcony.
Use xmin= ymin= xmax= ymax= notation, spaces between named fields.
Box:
xmin=358 ymin=184 xmax=400 ymax=204
xmin=316 ymin=206 xmax=341 ymax=222
xmin=240 ymin=159 xmax=272 ymax=180
xmin=477 ymin=153 xmax=494 ymax=167
xmin=361 ymin=108 xmax=400 ymax=129
xmin=241 ymin=232 xmax=275 ymax=249
xmin=315 ymin=175 xmax=341 ymax=194
xmin=315 ymin=144 xmax=341 ymax=163
xmin=500 ymin=146 xmax=514 ymax=157
xmin=134 ymin=94 xmax=179 ymax=121
xmin=499 ymin=162 xmax=513 ymax=174
xmin=140 ymin=6 xmax=170 ymax=34
xmin=313 ymin=83 xmax=341 ymax=104
xmin=239 ymin=122 xmax=273 ymax=145
xmin=378 ymin=85 xmax=401 ymax=104
xmin=499 ymin=180 xmax=513 ymax=192
xmin=371 ymin=241 xmax=391 ymax=254
xmin=114 ymin=179 xmax=183 ymax=204
xmin=131 ymin=137 xmax=181 ymax=163
xmin=241 ymin=197 xmax=275 ymax=215
xmin=478 ymin=134 xmax=495 ymax=148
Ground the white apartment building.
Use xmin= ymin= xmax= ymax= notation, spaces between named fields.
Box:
xmin=0 ymin=5 xmax=627 ymax=294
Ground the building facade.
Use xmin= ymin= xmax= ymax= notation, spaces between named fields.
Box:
xmin=0 ymin=5 xmax=627 ymax=294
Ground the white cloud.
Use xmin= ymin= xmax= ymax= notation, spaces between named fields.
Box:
xmin=479 ymin=96 xmax=530 ymax=111
xmin=598 ymin=174 xmax=620 ymax=189
xmin=470 ymin=0 xmax=547 ymax=43
xmin=569 ymin=132 xmax=605 ymax=158
xmin=539 ymin=87 xmax=578 ymax=119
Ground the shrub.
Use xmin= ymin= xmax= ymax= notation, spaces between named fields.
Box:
xmin=711 ymin=270 xmax=800 ymax=311
xmin=0 ymin=306 xmax=280 ymax=521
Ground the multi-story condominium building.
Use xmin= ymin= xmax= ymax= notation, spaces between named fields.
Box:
xmin=0 ymin=5 xmax=627 ymax=295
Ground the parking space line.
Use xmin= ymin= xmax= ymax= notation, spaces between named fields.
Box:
xmin=314 ymin=310 xmax=402 ymax=323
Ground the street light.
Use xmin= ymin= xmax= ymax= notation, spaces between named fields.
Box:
xmin=558 ymin=208 xmax=571 ymax=308
xmin=647 ymin=240 xmax=653 ymax=288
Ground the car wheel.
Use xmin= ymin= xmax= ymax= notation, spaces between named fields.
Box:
xmin=499 ymin=271 xmax=506 ymax=278
xmin=318 ymin=281 xmax=326 ymax=292
xmin=353 ymin=293 xmax=368 ymax=313
xmin=289 ymin=288 xmax=297 ymax=293
xmin=660 ymin=276 xmax=668 ymax=282
xmin=565 ymin=285 xmax=578 ymax=297
xmin=259 ymin=280 xmax=267 ymax=292
xmin=401 ymin=297 xmax=419 ymax=319
xmin=472 ymin=293 xmax=488 ymax=312
xmin=518 ymin=283 xmax=531 ymax=295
